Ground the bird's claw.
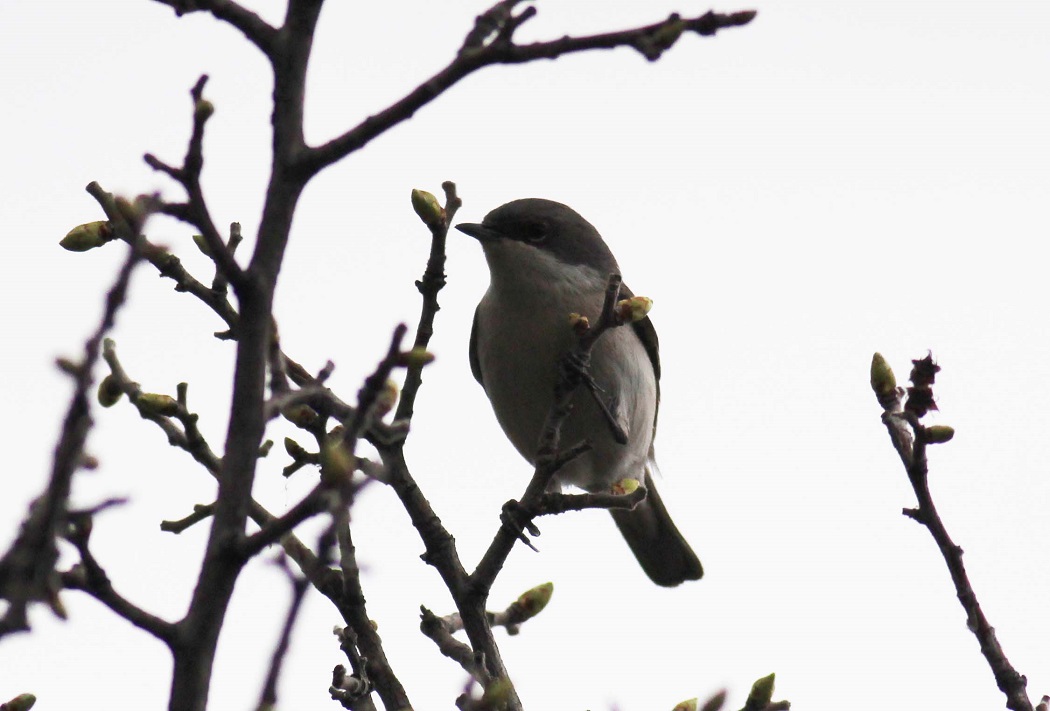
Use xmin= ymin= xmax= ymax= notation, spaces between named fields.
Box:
xmin=501 ymin=500 xmax=541 ymax=552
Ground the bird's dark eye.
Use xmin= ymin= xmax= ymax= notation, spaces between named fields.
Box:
xmin=520 ymin=221 xmax=548 ymax=243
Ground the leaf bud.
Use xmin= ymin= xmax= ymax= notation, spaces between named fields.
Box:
xmin=97 ymin=374 xmax=123 ymax=407
xmin=282 ymin=404 xmax=319 ymax=428
xmin=568 ymin=312 xmax=590 ymax=334
xmin=137 ymin=393 xmax=179 ymax=417
xmin=191 ymin=234 xmax=211 ymax=257
xmin=515 ymin=582 xmax=553 ymax=620
xmin=611 ymin=478 xmax=640 ymax=495
xmin=672 ymin=700 xmax=699 ymax=711
xmin=194 ymin=99 xmax=215 ymax=121
xmin=410 ymin=188 xmax=445 ymax=228
xmin=744 ymin=673 xmax=775 ymax=711
xmin=870 ymin=352 xmax=897 ymax=397
xmin=1 ymin=694 xmax=37 ymax=711
xmin=396 ymin=347 xmax=436 ymax=368
xmin=615 ymin=296 xmax=653 ymax=323
xmin=321 ymin=439 xmax=354 ymax=485
xmin=60 ymin=220 xmax=112 ymax=252
xmin=375 ymin=379 xmax=399 ymax=417
xmin=924 ymin=425 xmax=955 ymax=444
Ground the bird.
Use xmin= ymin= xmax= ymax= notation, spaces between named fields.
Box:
xmin=455 ymin=198 xmax=703 ymax=587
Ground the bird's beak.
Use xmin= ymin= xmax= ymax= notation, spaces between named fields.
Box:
xmin=455 ymin=222 xmax=500 ymax=242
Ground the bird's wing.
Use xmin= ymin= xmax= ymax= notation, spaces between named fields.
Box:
xmin=620 ymin=282 xmax=661 ymax=436
xmin=619 ymin=283 xmax=661 ymax=381
xmin=468 ymin=305 xmax=484 ymax=387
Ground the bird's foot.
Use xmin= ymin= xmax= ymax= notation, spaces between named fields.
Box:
xmin=500 ymin=500 xmax=541 ymax=552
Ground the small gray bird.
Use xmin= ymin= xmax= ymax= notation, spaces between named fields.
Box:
xmin=456 ymin=198 xmax=703 ymax=587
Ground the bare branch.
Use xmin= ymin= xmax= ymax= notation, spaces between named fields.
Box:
xmin=60 ymin=511 xmax=178 ymax=646
xmin=143 ymin=77 xmax=245 ymax=287
xmin=150 ymin=0 xmax=278 ymax=55
xmin=301 ymin=8 xmax=756 ymax=176
xmin=396 ymin=182 xmax=462 ymax=423
xmin=255 ymin=563 xmax=309 ymax=711
xmin=872 ymin=353 xmax=1033 ymax=711
xmin=0 ymin=237 xmax=144 ymax=637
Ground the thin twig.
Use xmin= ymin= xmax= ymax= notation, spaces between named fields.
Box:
xmin=873 ymin=354 xmax=1033 ymax=711
xmin=256 ymin=565 xmax=310 ymax=711
xmin=300 ymin=8 xmax=756 ymax=176
xmin=0 ymin=236 xmax=145 ymax=637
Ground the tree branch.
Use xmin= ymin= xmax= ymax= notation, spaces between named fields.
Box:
xmin=872 ymin=353 xmax=1033 ymax=711
xmin=61 ymin=510 xmax=179 ymax=646
xmin=300 ymin=7 xmax=756 ymax=176
xmin=150 ymin=0 xmax=278 ymax=55
xmin=0 ymin=234 xmax=145 ymax=637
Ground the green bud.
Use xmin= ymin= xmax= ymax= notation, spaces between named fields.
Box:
xmin=3 ymin=693 xmax=37 ymax=711
xmin=925 ymin=425 xmax=955 ymax=444
xmin=258 ymin=439 xmax=274 ymax=457
xmin=321 ymin=439 xmax=354 ymax=485
xmin=672 ymin=699 xmax=698 ymax=711
xmin=284 ymin=437 xmax=308 ymax=459
xmin=410 ymin=189 xmax=445 ymax=228
xmin=480 ymin=678 xmax=514 ymax=707
xmin=195 ymin=99 xmax=215 ymax=121
xmin=744 ymin=673 xmax=775 ymax=711
xmin=97 ymin=374 xmax=123 ymax=407
xmin=611 ymin=478 xmax=640 ymax=495
xmin=282 ymin=404 xmax=319 ymax=428
xmin=870 ymin=352 xmax=897 ymax=397
xmin=60 ymin=220 xmax=111 ymax=252
xmin=375 ymin=379 xmax=399 ymax=417
xmin=396 ymin=347 xmax=436 ymax=368
xmin=137 ymin=393 xmax=179 ymax=417
xmin=616 ymin=296 xmax=653 ymax=323
xmin=515 ymin=582 xmax=553 ymax=620
xmin=568 ymin=312 xmax=590 ymax=334
xmin=700 ymin=690 xmax=727 ymax=711
xmin=191 ymin=234 xmax=211 ymax=257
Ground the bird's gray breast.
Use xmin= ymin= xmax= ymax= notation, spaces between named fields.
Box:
xmin=474 ymin=260 xmax=657 ymax=492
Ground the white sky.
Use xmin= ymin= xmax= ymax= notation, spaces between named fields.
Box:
xmin=2 ymin=1 xmax=1048 ymax=709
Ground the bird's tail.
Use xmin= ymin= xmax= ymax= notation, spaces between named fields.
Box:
xmin=610 ymin=471 xmax=703 ymax=587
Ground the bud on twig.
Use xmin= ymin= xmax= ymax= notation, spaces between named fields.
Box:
xmin=321 ymin=439 xmax=354 ymax=485
xmin=60 ymin=221 xmax=112 ymax=252
xmin=97 ymin=374 xmax=123 ymax=407
xmin=1 ymin=693 xmax=37 ymax=711
xmin=924 ymin=425 xmax=955 ymax=444
xmin=870 ymin=352 xmax=897 ymax=398
xmin=672 ymin=699 xmax=698 ymax=711
xmin=191 ymin=234 xmax=211 ymax=257
xmin=615 ymin=296 xmax=653 ymax=323
xmin=611 ymin=478 xmax=640 ymax=495
xmin=411 ymin=189 xmax=445 ymax=228
xmin=282 ymin=404 xmax=319 ymax=428
xmin=194 ymin=98 xmax=215 ymax=121
xmin=744 ymin=673 xmax=775 ymax=711
xmin=514 ymin=582 xmax=553 ymax=620
xmin=375 ymin=379 xmax=399 ymax=417
xmin=568 ymin=312 xmax=590 ymax=334
xmin=137 ymin=393 xmax=179 ymax=417
xmin=396 ymin=347 xmax=436 ymax=368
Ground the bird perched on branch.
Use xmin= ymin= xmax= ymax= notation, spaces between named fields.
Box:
xmin=456 ymin=198 xmax=702 ymax=587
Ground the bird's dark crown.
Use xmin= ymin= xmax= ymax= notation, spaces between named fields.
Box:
xmin=475 ymin=198 xmax=620 ymax=273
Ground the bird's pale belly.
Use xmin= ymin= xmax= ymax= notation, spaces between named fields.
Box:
xmin=476 ymin=293 xmax=656 ymax=492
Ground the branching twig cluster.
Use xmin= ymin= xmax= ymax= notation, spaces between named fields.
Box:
xmin=871 ymin=353 xmax=1037 ymax=711
xmin=2 ymin=2 xmax=758 ymax=710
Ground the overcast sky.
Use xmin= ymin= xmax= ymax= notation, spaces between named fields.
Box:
xmin=2 ymin=1 xmax=1048 ymax=710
